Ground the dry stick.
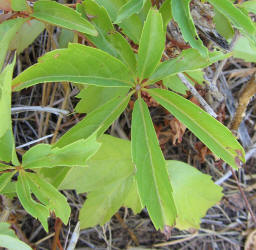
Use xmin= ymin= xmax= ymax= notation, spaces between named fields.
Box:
xmin=114 ymin=212 xmax=139 ymax=246
xmin=51 ymin=83 xmax=70 ymax=144
xmin=52 ymin=218 xmax=63 ymax=250
xmin=38 ymin=83 xmax=48 ymax=137
xmin=42 ymin=83 xmax=58 ymax=136
xmin=153 ymin=233 xmax=198 ymax=247
xmin=178 ymin=73 xmax=217 ymax=118
xmin=229 ymin=73 xmax=256 ymax=226
xmin=231 ymin=73 xmax=256 ymax=131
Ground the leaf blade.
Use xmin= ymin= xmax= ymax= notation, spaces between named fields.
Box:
xmin=131 ymin=98 xmax=176 ymax=229
xmin=167 ymin=160 xmax=223 ymax=229
xmin=171 ymin=0 xmax=208 ymax=56
xmin=137 ymin=9 xmax=165 ymax=80
xmin=54 ymin=93 xmax=130 ymax=148
xmin=31 ymin=0 xmax=97 ymax=36
xmin=147 ymin=88 xmax=245 ymax=169
xmin=12 ymin=43 xmax=132 ymax=91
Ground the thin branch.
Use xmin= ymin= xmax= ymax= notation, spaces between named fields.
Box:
xmin=178 ymin=73 xmax=217 ymax=118
xmin=11 ymin=106 xmax=69 ymax=116
xmin=16 ymin=134 xmax=53 ymax=149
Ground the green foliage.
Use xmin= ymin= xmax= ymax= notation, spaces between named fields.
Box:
xmin=32 ymin=0 xmax=97 ymax=35
xmin=171 ymin=0 xmax=208 ymax=56
xmin=131 ymin=98 xmax=176 ymax=229
xmin=0 ymin=0 xmax=253 ymax=239
xmin=0 ymin=222 xmax=31 ymax=250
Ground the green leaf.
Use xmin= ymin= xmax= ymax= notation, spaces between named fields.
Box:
xmin=59 ymin=135 xmax=142 ymax=228
xmin=0 ymin=172 xmax=15 ymax=192
xmin=240 ymin=0 xmax=256 ymax=14
xmin=22 ymin=136 xmax=101 ymax=169
xmin=0 ymin=235 xmax=32 ymax=250
xmin=31 ymin=0 xmax=97 ymax=36
xmin=11 ymin=0 xmax=28 ymax=11
xmin=94 ymin=0 xmax=143 ymax=43
xmin=159 ymin=0 xmax=173 ymax=29
xmin=163 ymin=74 xmax=188 ymax=95
xmin=16 ymin=171 xmax=49 ymax=231
xmin=0 ymin=222 xmax=31 ymax=250
xmin=79 ymin=176 xmax=134 ymax=229
xmin=106 ymin=32 xmax=137 ymax=74
xmin=163 ymin=69 xmax=206 ymax=94
xmin=147 ymin=88 xmax=245 ymax=169
xmin=167 ymin=160 xmax=223 ymax=229
xmin=115 ymin=0 xmax=145 ymax=23
xmin=58 ymin=28 xmax=75 ymax=48
xmin=208 ymin=0 xmax=256 ymax=41
xmin=54 ymin=93 xmax=130 ymax=148
xmin=150 ymin=49 xmax=228 ymax=82
xmin=9 ymin=19 xmax=45 ymax=54
xmin=137 ymin=9 xmax=165 ymax=80
xmin=75 ymin=86 xmax=128 ymax=113
xmin=233 ymin=36 xmax=256 ymax=63
xmin=0 ymin=222 xmax=16 ymax=237
xmin=12 ymin=43 xmax=133 ymax=91
xmin=81 ymin=0 xmax=137 ymax=74
xmin=0 ymin=18 xmax=25 ymax=71
xmin=95 ymin=0 xmax=126 ymax=21
xmin=119 ymin=15 xmax=144 ymax=44
xmin=60 ymin=135 xmax=135 ymax=192
xmin=131 ymin=98 xmax=176 ymax=229
xmin=0 ymin=57 xmax=19 ymax=165
xmin=213 ymin=8 xmax=234 ymax=40
xmin=26 ymin=173 xmax=71 ymax=225
xmin=171 ymin=0 xmax=208 ymax=57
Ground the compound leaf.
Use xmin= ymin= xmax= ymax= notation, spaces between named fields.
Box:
xmin=171 ymin=0 xmax=208 ymax=57
xmin=12 ymin=43 xmax=133 ymax=91
xmin=32 ymin=0 xmax=97 ymax=36
xmin=167 ymin=160 xmax=223 ymax=229
xmin=147 ymin=88 xmax=245 ymax=169
xmin=131 ymin=97 xmax=176 ymax=229
xmin=137 ymin=9 xmax=165 ymax=80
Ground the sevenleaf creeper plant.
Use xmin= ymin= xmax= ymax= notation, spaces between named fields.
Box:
xmin=1 ymin=0 xmax=252 ymax=240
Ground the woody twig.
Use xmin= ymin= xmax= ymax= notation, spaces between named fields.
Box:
xmin=231 ymin=73 xmax=256 ymax=131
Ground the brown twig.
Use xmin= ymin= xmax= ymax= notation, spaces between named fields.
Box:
xmin=115 ymin=212 xmax=139 ymax=246
xmin=52 ymin=218 xmax=63 ymax=250
xmin=231 ymin=73 xmax=256 ymax=131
